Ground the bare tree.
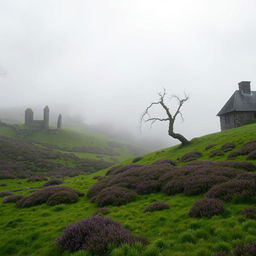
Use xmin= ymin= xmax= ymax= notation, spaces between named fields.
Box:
xmin=141 ymin=89 xmax=190 ymax=146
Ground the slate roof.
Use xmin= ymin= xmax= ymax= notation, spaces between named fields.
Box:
xmin=217 ymin=90 xmax=256 ymax=116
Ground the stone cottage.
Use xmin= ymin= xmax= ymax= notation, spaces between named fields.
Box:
xmin=217 ymin=81 xmax=256 ymax=131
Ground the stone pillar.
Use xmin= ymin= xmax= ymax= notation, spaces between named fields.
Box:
xmin=43 ymin=106 xmax=49 ymax=129
xmin=25 ymin=108 xmax=33 ymax=126
xmin=57 ymin=114 xmax=62 ymax=129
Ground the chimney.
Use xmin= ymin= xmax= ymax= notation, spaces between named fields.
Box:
xmin=238 ymin=81 xmax=251 ymax=94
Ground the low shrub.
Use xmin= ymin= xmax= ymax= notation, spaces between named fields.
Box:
xmin=217 ymin=161 xmax=256 ymax=172
xmin=189 ymin=198 xmax=224 ymax=218
xmin=47 ymin=191 xmax=79 ymax=206
xmin=240 ymin=207 xmax=256 ymax=220
xmin=221 ymin=143 xmax=236 ymax=152
xmin=3 ymin=194 xmax=24 ymax=203
xmin=28 ymin=176 xmax=47 ymax=182
xmin=94 ymin=186 xmax=137 ymax=206
xmin=152 ymin=159 xmax=176 ymax=166
xmin=240 ymin=141 xmax=256 ymax=154
xmin=43 ymin=179 xmax=64 ymax=186
xmin=180 ymin=151 xmax=202 ymax=162
xmin=93 ymin=175 xmax=104 ymax=180
xmin=106 ymin=164 xmax=142 ymax=176
xmin=162 ymin=178 xmax=185 ymax=195
xmin=233 ymin=241 xmax=256 ymax=256
xmin=135 ymin=180 xmax=160 ymax=194
xmin=206 ymin=179 xmax=256 ymax=202
xmin=228 ymin=140 xmax=256 ymax=159
xmin=183 ymin=175 xmax=229 ymax=195
xmin=209 ymin=150 xmax=224 ymax=158
xmin=56 ymin=216 xmax=147 ymax=254
xmin=187 ymin=160 xmax=255 ymax=172
xmin=132 ymin=157 xmax=143 ymax=163
xmin=93 ymin=208 xmax=110 ymax=216
xmin=205 ymin=144 xmax=216 ymax=150
xmin=0 ymin=191 xmax=13 ymax=197
xmin=247 ymin=150 xmax=256 ymax=160
xmin=88 ymin=163 xmax=172 ymax=206
xmin=144 ymin=202 xmax=170 ymax=212
xmin=16 ymin=186 xmax=83 ymax=208
xmin=161 ymin=162 xmax=243 ymax=196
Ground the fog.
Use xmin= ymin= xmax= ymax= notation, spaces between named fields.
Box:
xmin=1 ymin=0 xmax=256 ymax=149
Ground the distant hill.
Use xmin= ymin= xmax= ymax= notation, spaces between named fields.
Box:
xmin=0 ymin=121 xmax=147 ymax=179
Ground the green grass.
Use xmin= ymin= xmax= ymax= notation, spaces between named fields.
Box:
xmin=0 ymin=126 xmax=16 ymax=137
xmin=1 ymin=123 xmax=256 ymax=256
xmin=122 ymin=122 xmax=256 ymax=165
xmin=0 ymin=124 xmax=145 ymax=162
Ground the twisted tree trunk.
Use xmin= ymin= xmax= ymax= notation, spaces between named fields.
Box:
xmin=141 ymin=89 xmax=190 ymax=146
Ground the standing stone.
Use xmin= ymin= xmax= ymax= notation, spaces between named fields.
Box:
xmin=43 ymin=106 xmax=49 ymax=129
xmin=57 ymin=114 xmax=62 ymax=129
xmin=25 ymin=108 xmax=33 ymax=126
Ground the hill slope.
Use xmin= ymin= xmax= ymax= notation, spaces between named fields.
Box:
xmin=1 ymin=123 xmax=256 ymax=256
xmin=0 ymin=122 xmax=146 ymax=163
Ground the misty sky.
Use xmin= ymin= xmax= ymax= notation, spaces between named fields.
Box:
xmin=1 ymin=0 xmax=256 ymax=147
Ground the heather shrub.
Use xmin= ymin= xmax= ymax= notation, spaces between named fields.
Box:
xmin=47 ymin=191 xmax=79 ymax=206
xmin=209 ymin=150 xmax=224 ymax=157
xmin=43 ymin=179 xmax=64 ymax=186
xmin=206 ymin=180 xmax=256 ymax=202
xmin=228 ymin=151 xmax=242 ymax=159
xmin=135 ymin=180 xmax=160 ymax=194
xmin=132 ymin=157 xmax=143 ymax=163
xmin=0 ymin=191 xmax=12 ymax=197
xmin=213 ymin=252 xmax=231 ymax=256
xmin=240 ymin=141 xmax=256 ymax=154
xmin=93 ymin=208 xmax=110 ymax=216
xmin=87 ymin=179 xmax=108 ymax=198
xmin=189 ymin=198 xmax=224 ymax=218
xmin=247 ymin=150 xmax=256 ymax=160
xmin=93 ymin=175 xmax=104 ymax=180
xmin=183 ymin=175 xmax=229 ymax=195
xmin=162 ymin=178 xmax=185 ymax=195
xmin=94 ymin=186 xmax=137 ymax=206
xmin=3 ymin=194 xmax=24 ymax=203
xmin=187 ymin=160 xmax=254 ymax=173
xmin=88 ymin=163 xmax=172 ymax=206
xmin=180 ymin=151 xmax=202 ymax=162
xmin=28 ymin=176 xmax=47 ymax=182
xmin=56 ymin=216 xmax=147 ymax=254
xmin=106 ymin=164 xmax=142 ymax=176
xmin=217 ymin=161 xmax=256 ymax=172
xmin=233 ymin=241 xmax=256 ymax=256
xmin=152 ymin=159 xmax=176 ymax=166
xmin=205 ymin=144 xmax=216 ymax=150
xmin=144 ymin=202 xmax=170 ymax=212
xmin=221 ymin=143 xmax=236 ymax=152
xmin=160 ymin=162 xmax=244 ymax=196
xmin=228 ymin=140 xmax=256 ymax=159
xmin=240 ymin=207 xmax=256 ymax=220
xmin=16 ymin=186 xmax=83 ymax=208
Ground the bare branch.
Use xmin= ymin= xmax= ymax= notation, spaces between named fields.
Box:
xmin=172 ymin=93 xmax=189 ymax=121
xmin=140 ymin=88 xmax=190 ymax=146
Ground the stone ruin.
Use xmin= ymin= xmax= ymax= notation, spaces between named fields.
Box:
xmin=24 ymin=106 xmax=62 ymax=130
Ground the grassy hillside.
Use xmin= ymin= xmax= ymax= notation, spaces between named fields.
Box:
xmin=122 ymin=122 xmax=256 ymax=165
xmin=1 ymin=123 xmax=256 ymax=256
xmin=0 ymin=123 xmax=146 ymax=162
